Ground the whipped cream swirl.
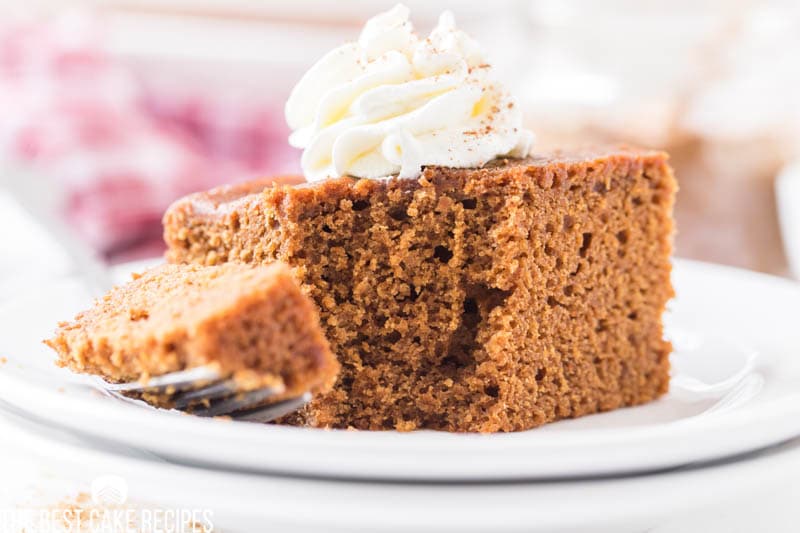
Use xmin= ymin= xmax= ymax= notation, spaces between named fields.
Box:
xmin=285 ymin=4 xmax=534 ymax=181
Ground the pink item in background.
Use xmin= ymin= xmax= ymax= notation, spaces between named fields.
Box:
xmin=0 ymin=11 xmax=299 ymax=262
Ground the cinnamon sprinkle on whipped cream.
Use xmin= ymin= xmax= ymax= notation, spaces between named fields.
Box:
xmin=285 ymin=4 xmax=534 ymax=182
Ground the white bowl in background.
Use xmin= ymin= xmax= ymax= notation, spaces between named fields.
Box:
xmin=776 ymin=162 xmax=800 ymax=279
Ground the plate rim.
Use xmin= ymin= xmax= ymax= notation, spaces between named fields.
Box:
xmin=5 ymin=404 xmax=800 ymax=533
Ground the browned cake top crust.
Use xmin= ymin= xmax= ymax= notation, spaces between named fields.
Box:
xmin=164 ymin=146 xmax=676 ymax=432
xmin=46 ymin=262 xmax=338 ymax=397
xmin=167 ymin=146 xmax=664 ymax=224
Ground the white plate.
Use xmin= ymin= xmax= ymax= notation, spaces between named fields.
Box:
xmin=3 ymin=401 xmax=800 ymax=533
xmin=0 ymin=259 xmax=799 ymax=481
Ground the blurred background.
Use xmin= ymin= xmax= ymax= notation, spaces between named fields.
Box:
xmin=1 ymin=0 xmax=799 ymax=277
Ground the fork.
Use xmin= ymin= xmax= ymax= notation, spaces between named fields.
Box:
xmin=94 ymin=365 xmax=311 ymax=422
xmin=5 ymin=169 xmax=312 ymax=422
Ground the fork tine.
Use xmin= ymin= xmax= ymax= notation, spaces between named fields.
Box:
xmin=93 ymin=366 xmax=309 ymax=422
xmin=190 ymin=385 xmax=286 ymax=417
xmin=232 ymin=392 xmax=312 ymax=423
xmin=172 ymin=379 xmax=238 ymax=409
xmin=101 ymin=366 xmax=221 ymax=393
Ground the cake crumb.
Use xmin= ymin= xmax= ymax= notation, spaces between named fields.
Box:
xmin=45 ymin=263 xmax=338 ymax=408
xmin=164 ymin=147 xmax=676 ymax=433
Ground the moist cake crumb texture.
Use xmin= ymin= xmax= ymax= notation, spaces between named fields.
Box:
xmin=164 ymin=147 xmax=676 ymax=432
xmin=46 ymin=262 xmax=338 ymax=398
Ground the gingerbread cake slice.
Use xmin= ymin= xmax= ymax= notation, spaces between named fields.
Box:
xmin=46 ymin=262 xmax=338 ymax=399
xmin=164 ymin=146 xmax=676 ymax=432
